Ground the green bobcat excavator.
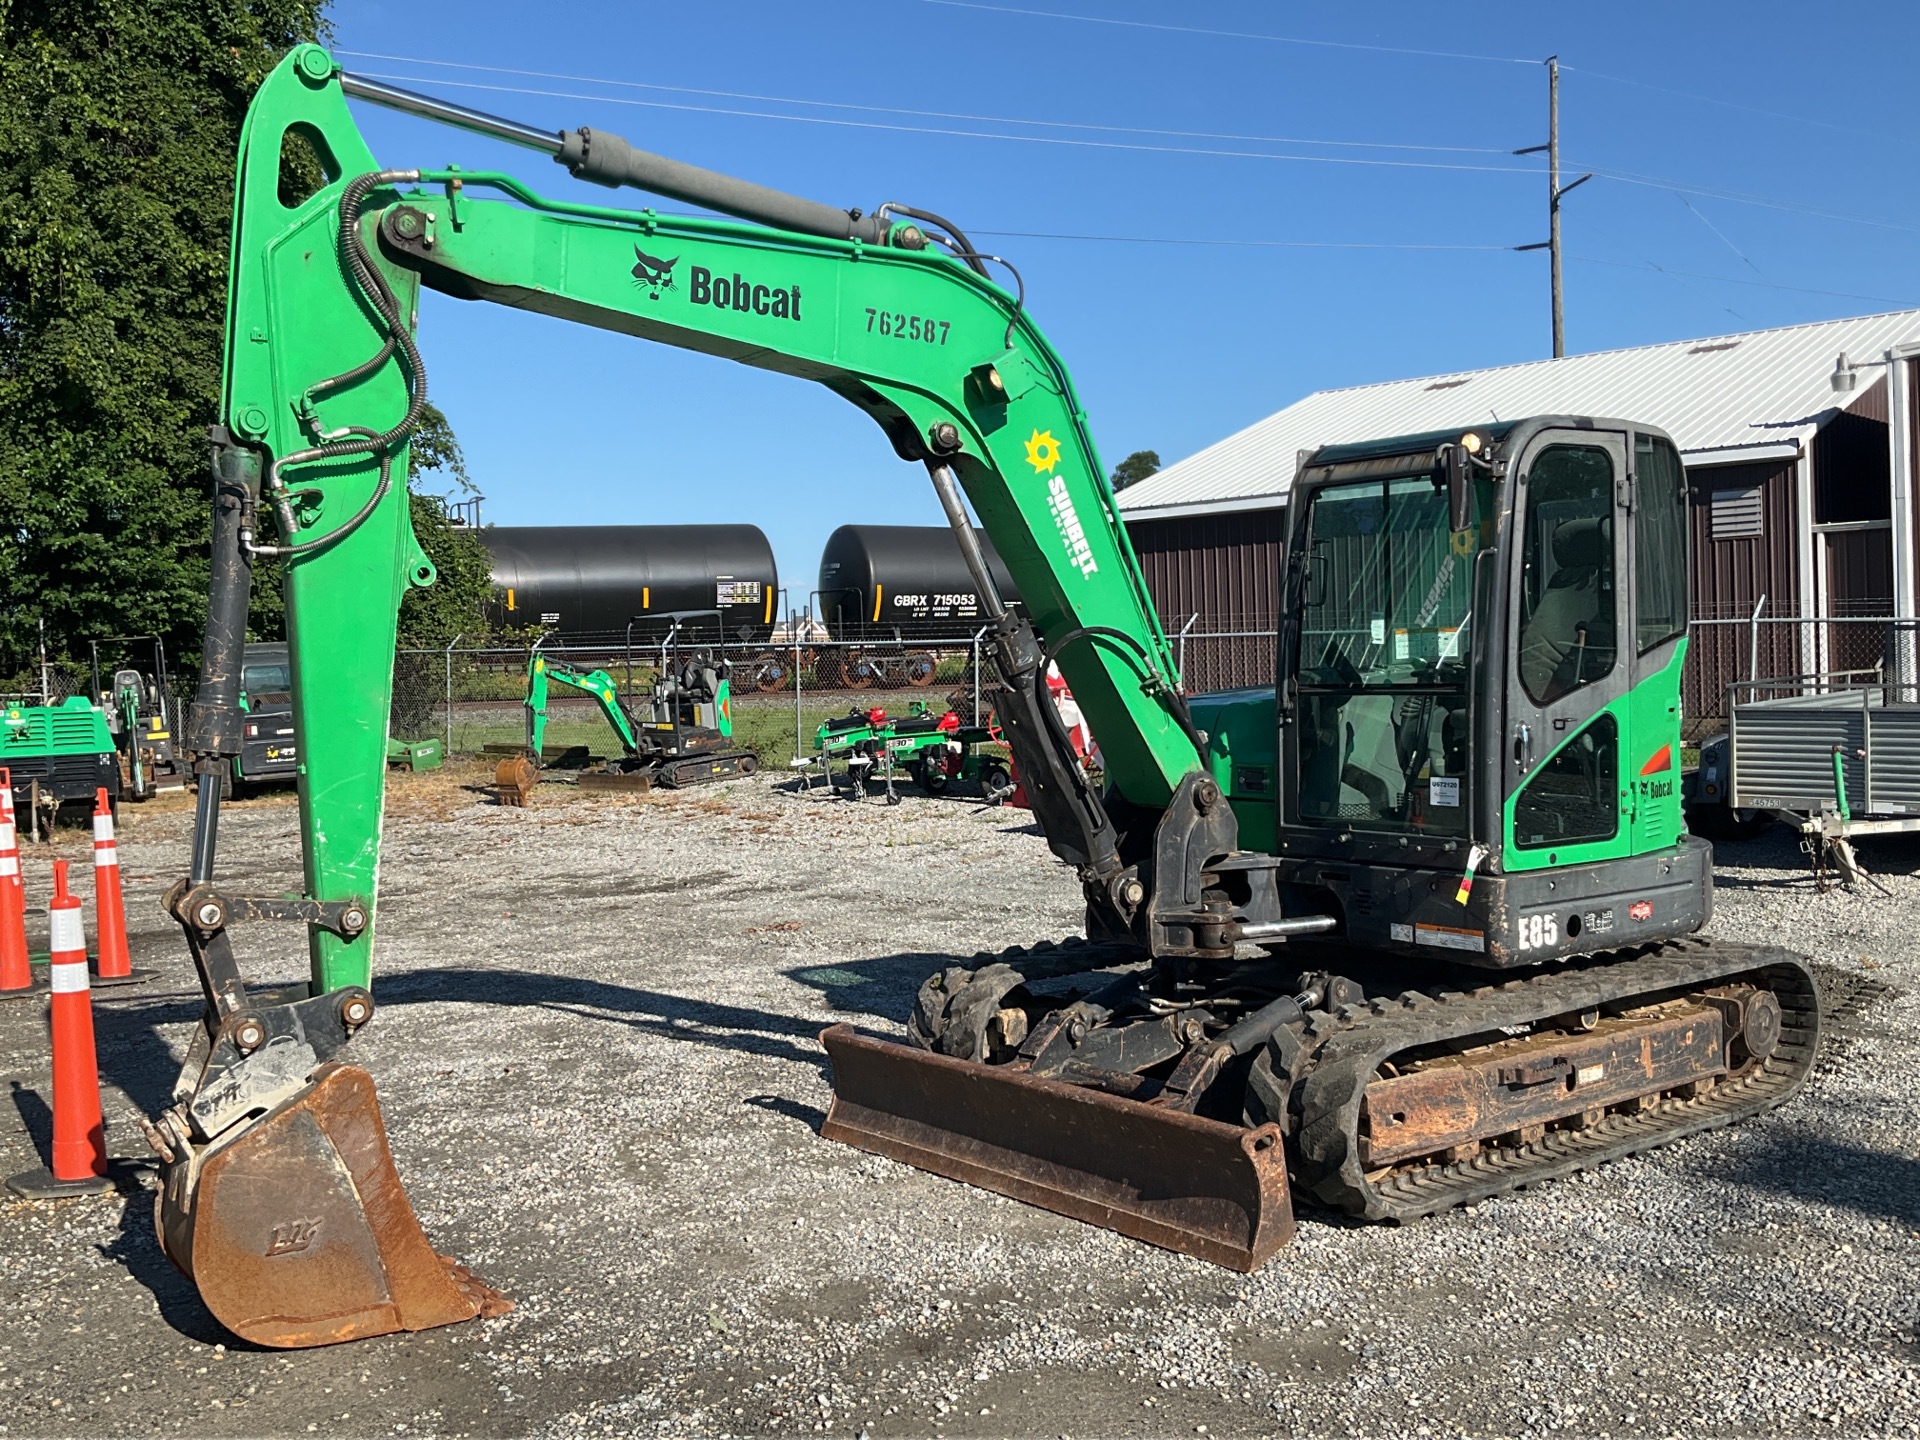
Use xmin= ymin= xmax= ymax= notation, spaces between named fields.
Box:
xmin=523 ymin=644 xmax=757 ymax=787
xmin=144 ymin=47 xmax=1817 ymax=1348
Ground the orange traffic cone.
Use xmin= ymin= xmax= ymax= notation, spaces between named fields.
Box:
xmin=7 ymin=861 xmax=113 ymax=1197
xmin=88 ymin=789 xmax=144 ymax=986
xmin=0 ymin=770 xmax=34 ymax=997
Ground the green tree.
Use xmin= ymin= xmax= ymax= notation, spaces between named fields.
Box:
xmin=0 ymin=0 xmax=329 ymax=670
xmin=1110 ymin=449 xmax=1161 ymax=491
xmin=399 ymin=402 xmax=494 ymax=649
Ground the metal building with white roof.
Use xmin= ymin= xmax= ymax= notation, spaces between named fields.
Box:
xmin=1119 ymin=309 xmax=1920 ymax=716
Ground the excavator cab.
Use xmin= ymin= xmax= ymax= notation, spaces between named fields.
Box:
xmin=1274 ymin=418 xmax=1707 ymax=966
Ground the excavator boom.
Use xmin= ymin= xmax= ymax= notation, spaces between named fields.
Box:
xmin=154 ymin=46 xmax=1241 ymax=1345
xmin=524 ymin=652 xmax=642 ymax=761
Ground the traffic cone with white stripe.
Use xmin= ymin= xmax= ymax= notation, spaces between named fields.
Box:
xmin=6 ymin=861 xmax=114 ymax=1197
xmin=89 ymin=788 xmax=143 ymax=986
xmin=0 ymin=770 xmax=33 ymax=997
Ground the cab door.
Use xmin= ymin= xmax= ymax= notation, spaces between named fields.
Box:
xmin=1502 ymin=427 xmax=1635 ymax=873
xmin=1626 ymin=430 xmax=1690 ymax=854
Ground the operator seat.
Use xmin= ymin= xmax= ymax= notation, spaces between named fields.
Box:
xmin=1519 ymin=515 xmax=1615 ymax=703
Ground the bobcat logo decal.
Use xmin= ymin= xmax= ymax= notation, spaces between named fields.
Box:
xmin=632 ymin=247 xmax=679 ymax=299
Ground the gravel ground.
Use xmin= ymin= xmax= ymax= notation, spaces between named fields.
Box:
xmin=0 ymin=765 xmax=1915 ymax=1439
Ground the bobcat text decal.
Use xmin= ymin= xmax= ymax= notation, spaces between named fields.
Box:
xmin=689 ymin=266 xmax=801 ymax=320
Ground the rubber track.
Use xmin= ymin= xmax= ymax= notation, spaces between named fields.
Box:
xmin=655 ymin=749 xmax=758 ymax=788
xmin=1291 ymin=937 xmax=1821 ymax=1222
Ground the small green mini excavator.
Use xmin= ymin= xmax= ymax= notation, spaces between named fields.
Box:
xmin=523 ymin=646 xmax=756 ymax=788
xmin=146 ymin=49 xmax=1817 ymax=1348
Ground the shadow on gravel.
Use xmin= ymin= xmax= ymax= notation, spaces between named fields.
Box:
xmin=785 ymin=951 xmax=968 ymax=1018
xmin=8 ymin=1079 xmax=52 ymax=1162
xmin=1721 ymin=1136 xmax=1920 ymax=1227
xmin=1708 ymin=827 xmax=1920 ymax=882
xmin=373 ymin=967 xmax=839 ymax=1074
xmin=98 ymin=1185 xmax=243 ymax=1347
xmin=743 ymin=1092 xmax=828 ymax=1130
xmin=90 ymin=993 xmax=206 ymax=1115
xmin=88 ymin=970 xmax=866 ymax=1087
xmin=1706 ymin=871 xmax=1824 ymax=893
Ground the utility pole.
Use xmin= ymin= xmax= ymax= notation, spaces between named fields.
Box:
xmin=1514 ymin=56 xmax=1591 ymax=358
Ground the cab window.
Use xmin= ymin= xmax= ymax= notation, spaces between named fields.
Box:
xmin=1634 ymin=434 xmax=1688 ymax=655
xmin=1517 ymin=445 xmax=1617 ymax=705
xmin=1514 ymin=714 xmax=1619 ymax=850
xmin=241 ymin=662 xmax=291 ymax=695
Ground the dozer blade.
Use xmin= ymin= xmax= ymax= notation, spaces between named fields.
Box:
xmin=157 ymin=1062 xmax=509 ymax=1348
xmin=819 ymin=1024 xmax=1293 ymax=1270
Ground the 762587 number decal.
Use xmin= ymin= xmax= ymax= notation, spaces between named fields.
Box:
xmin=866 ymin=309 xmax=950 ymax=344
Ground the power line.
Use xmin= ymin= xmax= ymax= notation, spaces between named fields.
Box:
xmin=918 ymin=6 xmax=1895 ymax=150
xmin=1574 ymin=163 xmax=1920 ymax=236
xmin=1671 ymin=193 xmax=1765 ymax=278
xmin=341 ymin=60 xmax=1919 ymax=239
xmin=918 ymin=0 xmax=1539 ymax=65
xmin=973 ymin=230 xmax=1512 ymax=251
xmin=336 ymin=65 xmax=1920 ymax=309
xmin=1560 ymin=63 xmax=1900 ymax=146
xmin=1567 ymin=254 xmax=1914 ymax=306
xmin=348 ymin=71 xmax=1543 ymax=176
xmin=335 ymin=49 xmax=1514 ymax=157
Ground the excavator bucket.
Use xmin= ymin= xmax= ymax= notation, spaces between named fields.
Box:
xmin=156 ymin=1063 xmax=509 ymax=1348
xmin=819 ymin=1025 xmax=1294 ymax=1270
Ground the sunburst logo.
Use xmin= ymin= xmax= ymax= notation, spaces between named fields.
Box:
xmin=1024 ymin=429 xmax=1063 ymax=474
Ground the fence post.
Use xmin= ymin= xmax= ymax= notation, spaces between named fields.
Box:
xmin=1175 ymin=614 xmax=1199 ymax=690
xmin=1745 ymin=595 xmax=1766 ymax=687
xmin=443 ymin=633 xmax=462 ymax=756
xmin=971 ymin=625 xmax=989 ymax=723
xmin=793 ymin=609 xmax=804 ymax=763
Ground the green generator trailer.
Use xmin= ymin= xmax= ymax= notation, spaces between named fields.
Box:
xmin=2 ymin=696 xmax=120 ymax=835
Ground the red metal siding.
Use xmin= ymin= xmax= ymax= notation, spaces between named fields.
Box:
xmin=1124 ymin=506 xmax=1286 ymax=691
xmin=1684 ymin=458 xmax=1800 ymax=729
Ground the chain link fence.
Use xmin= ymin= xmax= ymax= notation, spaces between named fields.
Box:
xmin=1684 ymin=612 xmax=1912 ymax=735
xmin=1157 ymin=611 xmax=1920 ymax=738
xmin=15 ymin=609 xmax=1887 ymax=762
xmin=1168 ymin=614 xmax=1278 ymax=695
xmin=2 ymin=655 xmax=193 ymax=724
xmin=392 ymin=623 xmax=1290 ymax=764
xmin=391 ymin=634 xmax=1003 ymax=763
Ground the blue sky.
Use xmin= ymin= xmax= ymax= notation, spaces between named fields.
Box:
xmin=325 ymin=0 xmax=1920 ymax=604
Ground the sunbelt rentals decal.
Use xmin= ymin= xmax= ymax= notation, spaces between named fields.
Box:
xmin=1024 ymin=429 xmax=1098 ymax=578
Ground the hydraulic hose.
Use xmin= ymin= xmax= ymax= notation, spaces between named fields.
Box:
xmin=244 ymin=169 xmax=427 ymax=559
xmin=878 ymin=202 xmax=990 ymax=278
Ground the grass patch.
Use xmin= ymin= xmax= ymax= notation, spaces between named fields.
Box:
xmin=447 ymin=703 xmax=842 ymax=767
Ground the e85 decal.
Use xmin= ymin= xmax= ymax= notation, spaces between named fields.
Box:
xmin=1516 ymin=912 xmax=1559 ymax=950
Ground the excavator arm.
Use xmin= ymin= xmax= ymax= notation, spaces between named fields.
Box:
xmin=523 ymin=651 xmax=640 ymax=761
xmin=152 ymin=47 xmax=1295 ymax=1347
